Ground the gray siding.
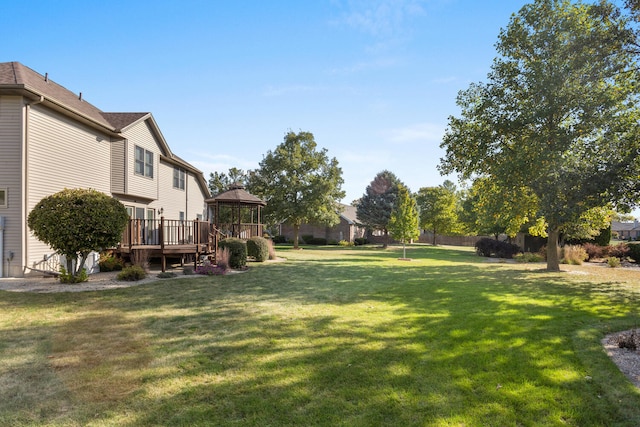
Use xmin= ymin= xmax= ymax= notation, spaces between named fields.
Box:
xmin=0 ymin=96 xmax=24 ymax=277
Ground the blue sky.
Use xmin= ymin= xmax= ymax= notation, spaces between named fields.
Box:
xmin=4 ymin=0 xmax=634 ymax=216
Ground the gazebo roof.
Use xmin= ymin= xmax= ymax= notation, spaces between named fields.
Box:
xmin=206 ymin=184 xmax=266 ymax=206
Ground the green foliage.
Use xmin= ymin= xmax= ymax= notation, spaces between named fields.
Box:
xmin=219 ymin=238 xmax=247 ymax=269
xmin=416 ymin=181 xmax=462 ymax=244
xmin=157 ymin=272 xmax=177 ymax=279
xmin=354 ymin=237 xmax=369 ymax=246
xmin=208 ymin=167 xmax=248 ymax=196
xmin=59 ymin=267 xmax=88 ymax=284
xmin=338 ymin=240 xmax=354 ymax=247
xmin=627 ymin=243 xmax=640 ymax=263
xmin=439 ymin=0 xmax=640 ymax=271
xmin=247 ymin=131 xmax=345 ymax=249
xmin=247 ymin=236 xmax=270 ymax=262
xmin=355 ymin=170 xmax=403 ymax=241
xmin=475 ymin=238 xmax=521 ymax=259
xmin=514 ymin=252 xmax=544 ymax=263
xmin=98 ymin=253 xmax=124 ymax=272
xmin=116 ymin=265 xmax=147 ymax=281
xmin=594 ymin=226 xmax=612 ymax=247
xmin=607 ymin=256 xmax=621 ymax=268
xmin=461 ymin=178 xmax=539 ymax=238
xmin=27 ymin=188 xmax=129 ymax=280
xmin=388 ymin=184 xmax=420 ymax=244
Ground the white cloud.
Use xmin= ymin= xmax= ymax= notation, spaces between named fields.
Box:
xmin=334 ymin=0 xmax=427 ymax=38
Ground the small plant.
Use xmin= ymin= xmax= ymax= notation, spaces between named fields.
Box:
xmin=606 ymin=256 xmax=621 ymax=268
xmin=338 ymin=240 xmax=354 ymax=247
xmin=616 ymin=330 xmax=639 ymax=350
xmin=99 ymin=253 xmax=124 ymax=271
xmin=59 ymin=266 xmax=88 ymax=283
xmin=354 ymin=237 xmax=369 ymax=246
xmin=183 ymin=266 xmax=194 ymax=275
xmin=157 ymin=271 xmax=177 ymax=279
xmin=561 ymin=245 xmax=588 ymax=265
xmin=195 ymin=264 xmax=226 ymax=276
xmin=215 ymin=247 xmax=231 ymax=271
xmin=117 ymin=265 xmax=147 ymax=281
xmin=514 ymin=252 xmax=544 ymax=263
xmin=247 ymin=236 xmax=270 ymax=262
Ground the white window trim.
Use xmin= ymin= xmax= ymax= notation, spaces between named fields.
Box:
xmin=134 ymin=145 xmax=154 ymax=178
xmin=173 ymin=167 xmax=186 ymax=190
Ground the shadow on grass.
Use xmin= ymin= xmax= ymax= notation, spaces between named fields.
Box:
xmin=2 ymin=246 xmax=640 ymax=426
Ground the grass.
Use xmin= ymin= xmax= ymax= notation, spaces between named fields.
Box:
xmin=1 ymin=244 xmax=640 ymax=426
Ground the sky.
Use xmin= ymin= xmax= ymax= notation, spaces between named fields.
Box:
xmin=2 ymin=0 xmax=637 ymax=217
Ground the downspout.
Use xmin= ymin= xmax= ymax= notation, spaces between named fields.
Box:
xmin=22 ymin=96 xmax=44 ymax=276
xmin=0 ymin=216 xmax=5 ymax=277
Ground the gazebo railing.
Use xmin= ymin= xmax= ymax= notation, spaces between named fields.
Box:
xmin=217 ymin=223 xmax=263 ymax=239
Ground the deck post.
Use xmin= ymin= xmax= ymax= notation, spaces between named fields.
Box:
xmin=194 ymin=218 xmax=200 ymax=271
xmin=160 ymin=216 xmax=166 ymax=272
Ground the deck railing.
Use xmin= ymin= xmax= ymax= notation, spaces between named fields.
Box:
xmin=120 ymin=218 xmax=213 ymax=249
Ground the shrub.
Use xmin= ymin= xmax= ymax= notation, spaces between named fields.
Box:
xmin=627 ymin=243 xmax=640 ymax=263
xmin=247 ymin=236 xmax=270 ymax=262
xmin=514 ymin=252 xmax=545 ymax=263
xmin=354 ymin=237 xmax=369 ymax=246
xmin=117 ymin=265 xmax=147 ymax=281
xmin=272 ymin=235 xmax=288 ymax=244
xmin=582 ymin=243 xmax=606 ymax=261
xmin=338 ymin=240 xmax=354 ymax=247
xmin=607 ymin=244 xmax=630 ymax=260
xmin=301 ymin=234 xmax=314 ymax=244
xmin=475 ymin=238 xmax=521 ymax=259
xmin=305 ymin=237 xmax=328 ymax=245
xmin=561 ymin=245 xmax=588 ymax=265
xmin=99 ymin=253 xmax=124 ymax=272
xmin=59 ymin=267 xmax=88 ymax=283
xmin=219 ymin=238 xmax=247 ymax=269
xmin=183 ymin=266 xmax=194 ymax=275
xmin=607 ymin=256 xmax=621 ymax=268
xmin=195 ymin=264 xmax=226 ymax=276
xmin=157 ymin=271 xmax=177 ymax=279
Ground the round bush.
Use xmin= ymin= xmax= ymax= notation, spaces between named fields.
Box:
xmin=627 ymin=243 xmax=640 ymax=263
xmin=219 ymin=238 xmax=247 ymax=269
xmin=247 ymin=236 xmax=270 ymax=262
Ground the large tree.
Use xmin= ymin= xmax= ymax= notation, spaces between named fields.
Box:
xmin=209 ymin=167 xmax=248 ymax=196
xmin=27 ymin=188 xmax=129 ymax=282
xmin=388 ymin=184 xmax=420 ymax=258
xmin=248 ymin=131 xmax=345 ymax=249
xmin=355 ymin=170 xmax=403 ymax=248
xmin=439 ymin=0 xmax=640 ymax=271
xmin=416 ymin=181 xmax=461 ymax=245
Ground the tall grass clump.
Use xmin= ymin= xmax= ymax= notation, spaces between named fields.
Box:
xmin=561 ymin=245 xmax=588 ymax=265
xmin=219 ymin=238 xmax=247 ymax=269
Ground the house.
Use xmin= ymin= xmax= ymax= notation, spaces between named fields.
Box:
xmin=0 ymin=62 xmax=210 ymax=277
xmin=279 ymin=204 xmax=366 ymax=243
xmin=612 ymin=220 xmax=640 ymax=241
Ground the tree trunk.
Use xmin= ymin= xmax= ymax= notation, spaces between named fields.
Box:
xmin=293 ymin=224 xmax=300 ymax=249
xmin=546 ymin=228 xmax=561 ymax=272
xmin=432 ymin=228 xmax=437 ymax=246
xmin=382 ymin=229 xmax=389 ymax=249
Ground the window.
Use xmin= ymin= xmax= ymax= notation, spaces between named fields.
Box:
xmin=173 ymin=167 xmax=185 ymax=190
xmin=135 ymin=145 xmax=154 ymax=178
xmin=0 ymin=188 xmax=6 ymax=208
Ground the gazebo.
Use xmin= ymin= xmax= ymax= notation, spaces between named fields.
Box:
xmin=206 ymin=184 xmax=267 ymax=239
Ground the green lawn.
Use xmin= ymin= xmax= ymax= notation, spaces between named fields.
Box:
xmin=1 ymin=245 xmax=640 ymax=426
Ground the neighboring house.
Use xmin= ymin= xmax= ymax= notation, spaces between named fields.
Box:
xmin=0 ymin=62 xmax=210 ymax=277
xmin=612 ymin=221 xmax=640 ymax=241
xmin=279 ymin=204 xmax=366 ymax=243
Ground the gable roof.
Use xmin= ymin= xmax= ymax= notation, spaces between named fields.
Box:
xmin=340 ymin=204 xmax=359 ymax=225
xmin=0 ymin=61 xmax=211 ymax=198
xmin=0 ymin=61 xmax=116 ymax=132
